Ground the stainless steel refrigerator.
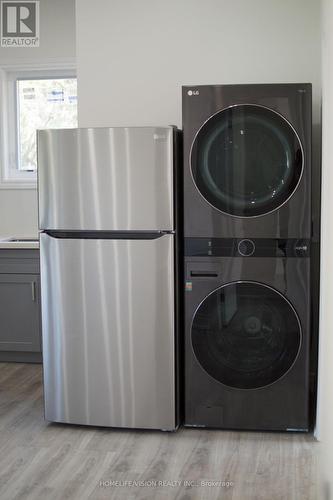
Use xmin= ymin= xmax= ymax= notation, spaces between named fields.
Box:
xmin=38 ymin=126 xmax=179 ymax=430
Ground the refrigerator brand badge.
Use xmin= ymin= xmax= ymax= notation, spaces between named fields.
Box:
xmin=1 ymin=0 xmax=39 ymax=47
xmin=185 ymin=281 xmax=192 ymax=292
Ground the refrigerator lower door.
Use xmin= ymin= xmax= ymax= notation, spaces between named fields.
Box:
xmin=40 ymin=233 xmax=176 ymax=430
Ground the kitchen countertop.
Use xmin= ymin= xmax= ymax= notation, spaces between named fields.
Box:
xmin=0 ymin=236 xmax=39 ymax=249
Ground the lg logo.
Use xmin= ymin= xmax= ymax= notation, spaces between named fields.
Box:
xmin=1 ymin=1 xmax=39 ymax=46
xmin=187 ymin=90 xmax=200 ymax=96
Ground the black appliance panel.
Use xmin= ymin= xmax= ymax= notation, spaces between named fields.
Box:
xmin=185 ymin=238 xmax=310 ymax=258
xmin=184 ymin=256 xmax=310 ymax=431
xmin=183 ymin=83 xmax=312 ymax=238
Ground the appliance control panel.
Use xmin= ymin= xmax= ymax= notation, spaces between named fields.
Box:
xmin=185 ymin=238 xmax=310 ymax=258
xmin=238 ymin=239 xmax=255 ymax=256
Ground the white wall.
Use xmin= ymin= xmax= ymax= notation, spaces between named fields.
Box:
xmin=76 ymin=0 xmax=323 ymax=485
xmin=76 ymin=0 xmax=321 ymax=128
xmin=317 ymin=0 xmax=333 ymax=497
xmin=75 ymin=0 xmax=322 ymax=247
xmin=0 ymin=0 xmax=76 ymax=236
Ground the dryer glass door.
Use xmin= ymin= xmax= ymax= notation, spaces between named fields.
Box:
xmin=191 ymin=281 xmax=301 ymax=389
xmin=191 ymin=105 xmax=303 ymax=217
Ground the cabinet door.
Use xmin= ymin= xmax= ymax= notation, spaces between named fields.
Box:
xmin=0 ymin=274 xmax=41 ymax=352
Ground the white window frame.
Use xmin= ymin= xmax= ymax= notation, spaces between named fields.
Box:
xmin=0 ymin=61 xmax=77 ymax=189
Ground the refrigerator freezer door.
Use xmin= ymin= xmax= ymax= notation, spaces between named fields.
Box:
xmin=40 ymin=233 xmax=176 ymax=430
xmin=38 ymin=127 xmax=174 ymax=231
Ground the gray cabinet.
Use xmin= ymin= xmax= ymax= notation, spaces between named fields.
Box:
xmin=0 ymin=249 xmax=41 ymax=363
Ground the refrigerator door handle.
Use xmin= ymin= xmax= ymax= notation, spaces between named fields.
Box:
xmin=42 ymin=230 xmax=174 ymax=240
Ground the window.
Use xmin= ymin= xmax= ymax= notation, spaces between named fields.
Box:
xmin=0 ymin=63 xmax=77 ymax=188
xmin=17 ymin=78 xmax=77 ymax=172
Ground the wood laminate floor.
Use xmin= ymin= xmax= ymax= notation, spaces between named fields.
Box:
xmin=0 ymin=363 xmax=318 ymax=500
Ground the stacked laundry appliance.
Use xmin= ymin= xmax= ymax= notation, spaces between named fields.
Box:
xmin=182 ymin=84 xmax=312 ymax=431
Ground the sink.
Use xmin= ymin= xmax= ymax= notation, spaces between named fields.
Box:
xmin=8 ymin=238 xmax=38 ymax=242
xmin=0 ymin=237 xmax=39 ymax=246
xmin=0 ymin=237 xmax=38 ymax=242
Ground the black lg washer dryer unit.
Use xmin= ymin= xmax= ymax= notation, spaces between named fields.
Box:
xmin=184 ymin=238 xmax=310 ymax=431
xmin=182 ymin=84 xmax=312 ymax=238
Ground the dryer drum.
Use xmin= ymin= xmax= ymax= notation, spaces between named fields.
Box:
xmin=191 ymin=105 xmax=303 ymax=217
xmin=191 ymin=281 xmax=302 ymax=389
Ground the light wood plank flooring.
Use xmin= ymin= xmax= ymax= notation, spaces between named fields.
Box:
xmin=0 ymin=363 xmax=318 ymax=500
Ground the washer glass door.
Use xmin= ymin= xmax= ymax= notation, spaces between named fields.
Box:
xmin=191 ymin=282 xmax=301 ymax=389
xmin=191 ymin=105 xmax=303 ymax=217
